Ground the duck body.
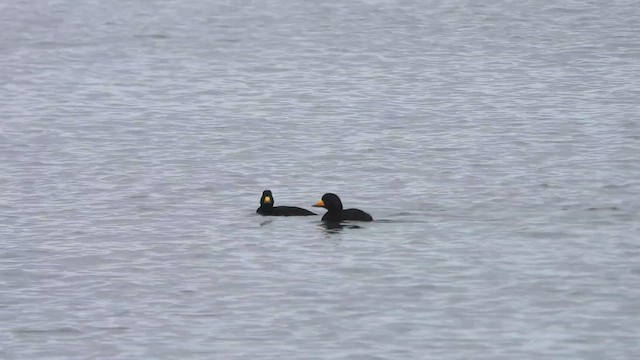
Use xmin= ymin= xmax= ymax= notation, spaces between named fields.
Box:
xmin=313 ymin=193 xmax=373 ymax=222
xmin=257 ymin=190 xmax=316 ymax=217
xmin=257 ymin=205 xmax=317 ymax=216
xmin=321 ymin=208 xmax=373 ymax=222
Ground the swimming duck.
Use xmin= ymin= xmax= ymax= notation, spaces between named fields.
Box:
xmin=312 ymin=193 xmax=373 ymax=222
xmin=257 ymin=190 xmax=316 ymax=216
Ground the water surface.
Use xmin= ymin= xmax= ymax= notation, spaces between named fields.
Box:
xmin=1 ymin=0 xmax=639 ymax=359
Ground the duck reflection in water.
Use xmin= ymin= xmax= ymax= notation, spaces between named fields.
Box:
xmin=319 ymin=221 xmax=364 ymax=234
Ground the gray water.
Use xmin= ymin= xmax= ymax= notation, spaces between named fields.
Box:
xmin=2 ymin=0 xmax=640 ymax=358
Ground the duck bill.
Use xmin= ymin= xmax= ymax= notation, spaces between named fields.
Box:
xmin=312 ymin=199 xmax=324 ymax=208
xmin=264 ymin=196 xmax=272 ymax=204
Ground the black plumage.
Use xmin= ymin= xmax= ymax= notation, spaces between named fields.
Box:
xmin=257 ymin=190 xmax=316 ymax=216
xmin=312 ymin=193 xmax=373 ymax=222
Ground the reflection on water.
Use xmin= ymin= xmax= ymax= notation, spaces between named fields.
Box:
xmin=259 ymin=219 xmax=275 ymax=226
xmin=320 ymin=221 xmax=364 ymax=234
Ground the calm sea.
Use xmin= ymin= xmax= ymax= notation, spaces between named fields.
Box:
xmin=1 ymin=0 xmax=639 ymax=358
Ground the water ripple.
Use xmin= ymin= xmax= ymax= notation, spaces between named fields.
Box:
xmin=1 ymin=0 xmax=639 ymax=359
